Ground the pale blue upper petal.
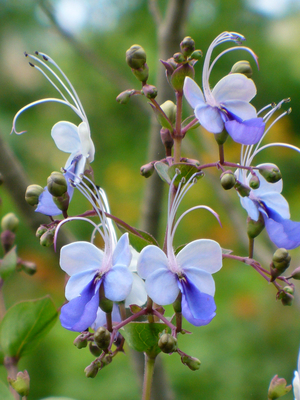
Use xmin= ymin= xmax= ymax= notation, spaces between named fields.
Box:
xmin=177 ymin=239 xmax=222 ymax=274
xmin=240 ymin=196 xmax=260 ymax=221
xmin=65 ymin=269 xmax=97 ymax=301
xmin=145 ymin=268 xmax=179 ymax=305
xmin=51 ymin=121 xmax=81 ymax=154
xmin=259 ymin=192 xmax=290 ymax=219
xmin=112 ymin=233 xmax=132 ymax=267
xmin=195 ymin=104 xmax=224 ymax=133
xmin=125 ymin=273 xmax=147 ymax=307
xmin=137 ymin=245 xmax=168 ymax=280
xmin=183 ymin=77 xmax=205 ymax=109
xmin=103 ymin=265 xmax=133 ymax=301
xmin=212 ymin=74 xmax=256 ymax=103
xmin=60 ymin=241 xmax=103 ymax=276
xmin=222 ymin=100 xmax=257 ymax=120
xmin=183 ymin=267 xmax=216 ymax=296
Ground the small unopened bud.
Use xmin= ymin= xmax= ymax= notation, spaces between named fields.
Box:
xmin=36 ymin=226 xmax=47 ymax=238
xmin=214 ymin=130 xmax=228 ymax=145
xmin=259 ymin=165 xmax=282 ymax=183
xmin=116 ymin=89 xmax=135 ymax=105
xmin=273 ymin=248 xmax=291 ymax=272
xmin=268 ymin=374 xmax=292 ymax=399
xmin=101 ymin=354 xmax=112 ymax=367
xmin=74 ymin=333 xmax=88 ymax=349
xmin=25 ymin=184 xmax=44 ymax=206
xmin=40 ymin=229 xmax=55 ymax=247
xmin=180 ymin=36 xmax=195 ymax=57
xmin=170 ymin=63 xmax=194 ymax=92
xmin=291 ymin=266 xmax=300 ymax=279
xmin=1 ymin=213 xmax=19 ymax=232
xmin=158 ymin=334 xmax=177 ymax=353
xmin=132 ymin=63 xmax=149 ymax=83
xmin=99 ymin=285 xmax=113 ymax=313
xmin=190 ymin=50 xmax=203 ymax=60
xmin=279 ymin=291 xmax=294 ymax=306
xmin=8 ymin=370 xmax=30 ymax=397
xmin=247 ymin=214 xmax=265 ymax=239
xmin=20 ymin=261 xmax=37 ymax=275
xmin=52 ymin=192 xmax=70 ymax=212
xmin=84 ymin=362 xmax=99 ymax=378
xmin=142 ymin=84 xmax=158 ymax=99
xmin=220 ymin=171 xmax=236 ymax=190
xmin=47 ymin=171 xmax=67 ymax=197
xmin=89 ymin=342 xmax=102 ymax=357
xmin=235 ymin=181 xmax=251 ymax=197
xmin=181 ymin=355 xmax=201 ymax=371
xmin=1 ymin=230 xmax=15 ymax=253
xmin=94 ymin=327 xmax=111 ymax=350
xmin=160 ymin=128 xmax=174 ymax=151
xmin=173 ymin=52 xmax=185 ymax=63
xmin=160 ymin=101 xmax=177 ymax=125
xmin=140 ymin=162 xmax=155 ymax=178
xmin=126 ymin=45 xmax=147 ymax=69
xmin=249 ymin=174 xmax=260 ymax=189
xmin=231 ymin=60 xmax=252 ymax=78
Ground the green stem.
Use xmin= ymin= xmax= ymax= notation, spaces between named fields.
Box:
xmin=174 ymin=138 xmax=182 ymax=163
xmin=249 ymin=238 xmax=254 ymax=259
xmin=142 ymin=354 xmax=156 ymax=400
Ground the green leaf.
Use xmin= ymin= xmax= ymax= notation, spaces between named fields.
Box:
xmin=119 ymin=322 xmax=170 ymax=357
xmin=168 ymin=163 xmax=203 ymax=187
xmin=0 ymin=296 xmax=58 ymax=359
xmin=0 ymin=246 xmax=17 ymax=280
xmin=154 ymin=161 xmax=171 ymax=185
xmin=149 ymin=103 xmax=174 ymax=131
xmin=117 ymin=225 xmax=159 ymax=252
xmin=0 ymin=379 xmax=15 ymax=400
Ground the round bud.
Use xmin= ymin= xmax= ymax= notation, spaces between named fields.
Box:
xmin=170 ymin=63 xmax=194 ymax=92
xmin=101 ymin=354 xmax=112 ymax=367
xmin=89 ymin=342 xmax=102 ymax=357
xmin=220 ymin=171 xmax=236 ymax=190
xmin=74 ymin=334 xmax=88 ymax=349
xmin=291 ymin=266 xmax=300 ymax=280
xmin=116 ymin=89 xmax=135 ymax=105
xmin=180 ymin=36 xmax=195 ymax=57
xmin=234 ymin=181 xmax=251 ymax=197
xmin=231 ymin=60 xmax=253 ymax=78
xmin=25 ymin=184 xmax=44 ymax=206
xmin=247 ymin=214 xmax=265 ymax=239
xmin=280 ymin=291 xmax=294 ymax=306
xmin=249 ymin=174 xmax=260 ymax=189
xmin=190 ymin=50 xmax=203 ymax=60
xmin=1 ymin=213 xmax=19 ymax=232
xmin=272 ymin=248 xmax=291 ymax=272
xmin=52 ymin=192 xmax=70 ymax=212
xmin=47 ymin=172 xmax=67 ymax=197
xmin=258 ymin=165 xmax=282 ymax=183
xmin=160 ymin=128 xmax=174 ymax=151
xmin=181 ymin=355 xmax=201 ymax=371
xmin=132 ymin=63 xmax=149 ymax=83
xmin=142 ymin=84 xmax=158 ymax=99
xmin=126 ymin=45 xmax=147 ymax=69
xmin=214 ymin=130 xmax=228 ymax=145
xmin=36 ymin=226 xmax=47 ymax=238
xmin=283 ymin=285 xmax=294 ymax=295
xmin=140 ymin=162 xmax=155 ymax=178
xmin=84 ymin=363 xmax=99 ymax=378
xmin=158 ymin=333 xmax=177 ymax=353
xmin=94 ymin=327 xmax=111 ymax=350
xmin=39 ymin=229 xmax=54 ymax=247
xmin=173 ymin=52 xmax=185 ymax=63
xmin=160 ymin=100 xmax=177 ymax=125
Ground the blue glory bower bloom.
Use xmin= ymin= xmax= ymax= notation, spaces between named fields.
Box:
xmin=137 ymin=171 xmax=223 ymax=326
xmin=11 ymin=52 xmax=95 ymax=216
xmin=183 ymin=31 xmax=265 ymax=145
xmin=237 ymin=100 xmax=300 ymax=249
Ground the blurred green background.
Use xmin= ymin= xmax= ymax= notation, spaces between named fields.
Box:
xmin=1 ymin=0 xmax=300 ymax=399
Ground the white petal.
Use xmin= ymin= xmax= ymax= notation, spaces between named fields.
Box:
xmin=137 ymin=245 xmax=168 ymax=279
xmin=78 ymin=121 xmax=95 ymax=162
xmin=51 ymin=121 xmax=81 ymax=154
xmin=212 ymin=74 xmax=256 ymax=104
xmin=177 ymin=239 xmax=222 ymax=274
xmin=183 ymin=77 xmax=205 ymax=109
xmin=240 ymin=196 xmax=260 ymax=221
xmin=125 ymin=273 xmax=147 ymax=307
xmin=195 ymin=104 xmax=224 ymax=133
xmin=112 ymin=233 xmax=132 ymax=267
xmin=60 ymin=241 xmax=103 ymax=276
xmin=128 ymin=246 xmax=139 ymax=272
xmin=145 ymin=268 xmax=179 ymax=305
xmin=183 ymin=267 xmax=216 ymax=296
xmin=65 ymin=269 xmax=96 ymax=300
xmin=222 ymin=100 xmax=257 ymax=120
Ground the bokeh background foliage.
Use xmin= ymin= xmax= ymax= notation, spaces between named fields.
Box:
xmin=1 ymin=0 xmax=300 ymax=399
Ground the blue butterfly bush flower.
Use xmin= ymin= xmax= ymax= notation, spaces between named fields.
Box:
xmin=11 ymin=52 xmax=95 ymax=216
xmin=183 ymin=31 xmax=265 ymax=145
xmin=137 ymin=171 xmax=223 ymax=326
xmin=237 ymin=100 xmax=300 ymax=249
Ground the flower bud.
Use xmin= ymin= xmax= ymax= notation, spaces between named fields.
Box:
xmin=214 ymin=130 xmax=228 ymax=145
xmin=1 ymin=213 xmax=19 ymax=232
xmin=132 ymin=63 xmax=149 ymax=83
xmin=170 ymin=63 xmax=194 ymax=92
xmin=291 ymin=266 xmax=300 ymax=280
xmin=126 ymin=45 xmax=147 ymax=69
xmin=247 ymin=214 xmax=265 ymax=239
xmin=47 ymin=171 xmax=67 ymax=197
xmin=272 ymin=248 xmax=291 ymax=272
xmin=160 ymin=128 xmax=174 ymax=151
xmin=101 ymin=354 xmax=112 ymax=367
xmin=36 ymin=226 xmax=47 ymax=238
xmin=74 ymin=333 xmax=88 ymax=349
xmin=180 ymin=36 xmax=195 ymax=57
xmin=140 ymin=162 xmax=155 ymax=178
xmin=258 ymin=165 xmax=282 ymax=183
xmin=249 ymin=174 xmax=260 ymax=189
xmin=235 ymin=181 xmax=251 ymax=197
xmin=173 ymin=52 xmax=185 ymax=63
xmin=220 ymin=171 xmax=236 ymax=190
xmin=279 ymin=291 xmax=294 ymax=306
xmin=8 ymin=370 xmax=30 ymax=397
xmin=190 ymin=50 xmax=203 ymax=60
xmin=231 ymin=60 xmax=252 ymax=78
xmin=1 ymin=230 xmax=15 ymax=253
xmin=99 ymin=285 xmax=113 ymax=313
xmin=89 ymin=342 xmax=102 ymax=357
xmin=25 ymin=184 xmax=44 ymax=206
xmin=116 ymin=89 xmax=135 ymax=105
xmin=181 ymin=355 xmax=201 ymax=371
xmin=39 ymin=229 xmax=55 ymax=247
xmin=142 ymin=84 xmax=158 ymax=99
xmin=52 ymin=192 xmax=70 ymax=212
xmin=158 ymin=333 xmax=177 ymax=353
xmin=268 ymin=375 xmax=292 ymax=399
xmin=84 ymin=362 xmax=99 ymax=378
xmin=94 ymin=327 xmax=111 ymax=350
xmin=160 ymin=101 xmax=177 ymax=125
xmin=20 ymin=261 xmax=37 ymax=275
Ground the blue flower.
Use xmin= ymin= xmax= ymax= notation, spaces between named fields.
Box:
xmin=293 ymin=349 xmax=300 ymax=400
xmin=183 ymin=32 xmax=265 ymax=145
xmin=137 ymin=172 xmax=222 ymax=326
xmin=11 ymin=52 xmax=95 ymax=216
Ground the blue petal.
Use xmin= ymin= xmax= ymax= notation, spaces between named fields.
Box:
xmin=137 ymin=245 xmax=168 ymax=280
xmin=145 ymin=268 xmax=179 ymax=305
xmin=112 ymin=233 xmax=132 ymax=267
xmin=178 ymin=276 xmax=216 ymax=326
xmin=60 ymin=279 xmax=101 ymax=332
xmin=103 ymin=265 xmax=133 ymax=302
xmin=263 ymin=210 xmax=300 ymax=249
xmin=195 ymin=104 xmax=224 ymax=133
xmin=35 ymin=187 xmax=62 ymax=216
xmin=225 ymin=118 xmax=265 ymax=145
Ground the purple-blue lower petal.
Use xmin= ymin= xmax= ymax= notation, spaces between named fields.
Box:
xmin=225 ymin=117 xmax=265 ymax=145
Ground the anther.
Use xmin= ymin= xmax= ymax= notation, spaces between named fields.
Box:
xmin=287 ymin=107 xmax=292 ymax=115
xmin=29 ymin=62 xmax=35 ymax=68
xmin=284 ymin=97 xmax=291 ymax=103
xmin=24 ymin=51 xmax=28 ymax=57
xmin=35 ymin=51 xmax=39 ymax=55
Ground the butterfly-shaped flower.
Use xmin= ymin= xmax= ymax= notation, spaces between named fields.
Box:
xmin=137 ymin=171 xmax=222 ymax=326
xmin=183 ymin=31 xmax=265 ymax=145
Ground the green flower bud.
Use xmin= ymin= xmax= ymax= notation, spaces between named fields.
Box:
xmin=249 ymin=174 xmax=260 ymax=189
xmin=268 ymin=375 xmax=292 ymax=399
xmin=1 ymin=213 xmax=19 ymax=232
xmin=160 ymin=128 xmax=174 ymax=151
xmin=25 ymin=184 xmax=44 ymax=206
xmin=220 ymin=171 xmax=236 ymax=190
xmin=173 ymin=52 xmax=185 ymax=63
xmin=180 ymin=36 xmax=195 ymax=57
xmin=20 ymin=261 xmax=37 ymax=275
xmin=116 ymin=89 xmax=135 ymax=104
xmin=170 ymin=63 xmax=194 ymax=92
xmin=84 ymin=362 xmax=99 ymax=378
xmin=283 ymin=285 xmax=294 ymax=295
xmin=259 ymin=165 xmax=282 ymax=183
xmin=8 ymin=370 xmax=30 ymax=397
xmin=89 ymin=342 xmax=102 ymax=357
xmin=291 ymin=266 xmax=300 ymax=280
xmin=247 ymin=214 xmax=265 ymax=239
xmin=47 ymin=171 xmax=67 ymax=197
xmin=235 ymin=181 xmax=251 ymax=197
xmin=101 ymin=354 xmax=112 ymax=367
xmin=52 ymin=192 xmax=70 ymax=212
xmin=36 ymin=226 xmax=47 ymax=238
xmin=280 ymin=291 xmax=294 ymax=306
xmin=94 ymin=327 xmax=111 ymax=350
xmin=181 ymin=355 xmax=201 ymax=371
xmin=160 ymin=100 xmax=177 ymax=125
xmin=158 ymin=333 xmax=178 ymax=353
xmin=140 ymin=162 xmax=155 ymax=178
xmin=40 ymin=229 xmax=55 ymax=247
xmin=214 ymin=130 xmax=228 ymax=145
xmin=132 ymin=63 xmax=149 ymax=83
xmin=231 ymin=60 xmax=252 ymax=78
xmin=126 ymin=45 xmax=147 ymax=69
xmin=190 ymin=50 xmax=203 ymax=60
xmin=272 ymin=248 xmax=291 ymax=272
xmin=99 ymin=284 xmax=113 ymax=313
xmin=142 ymin=84 xmax=158 ymax=99
xmin=73 ymin=333 xmax=88 ymax=349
